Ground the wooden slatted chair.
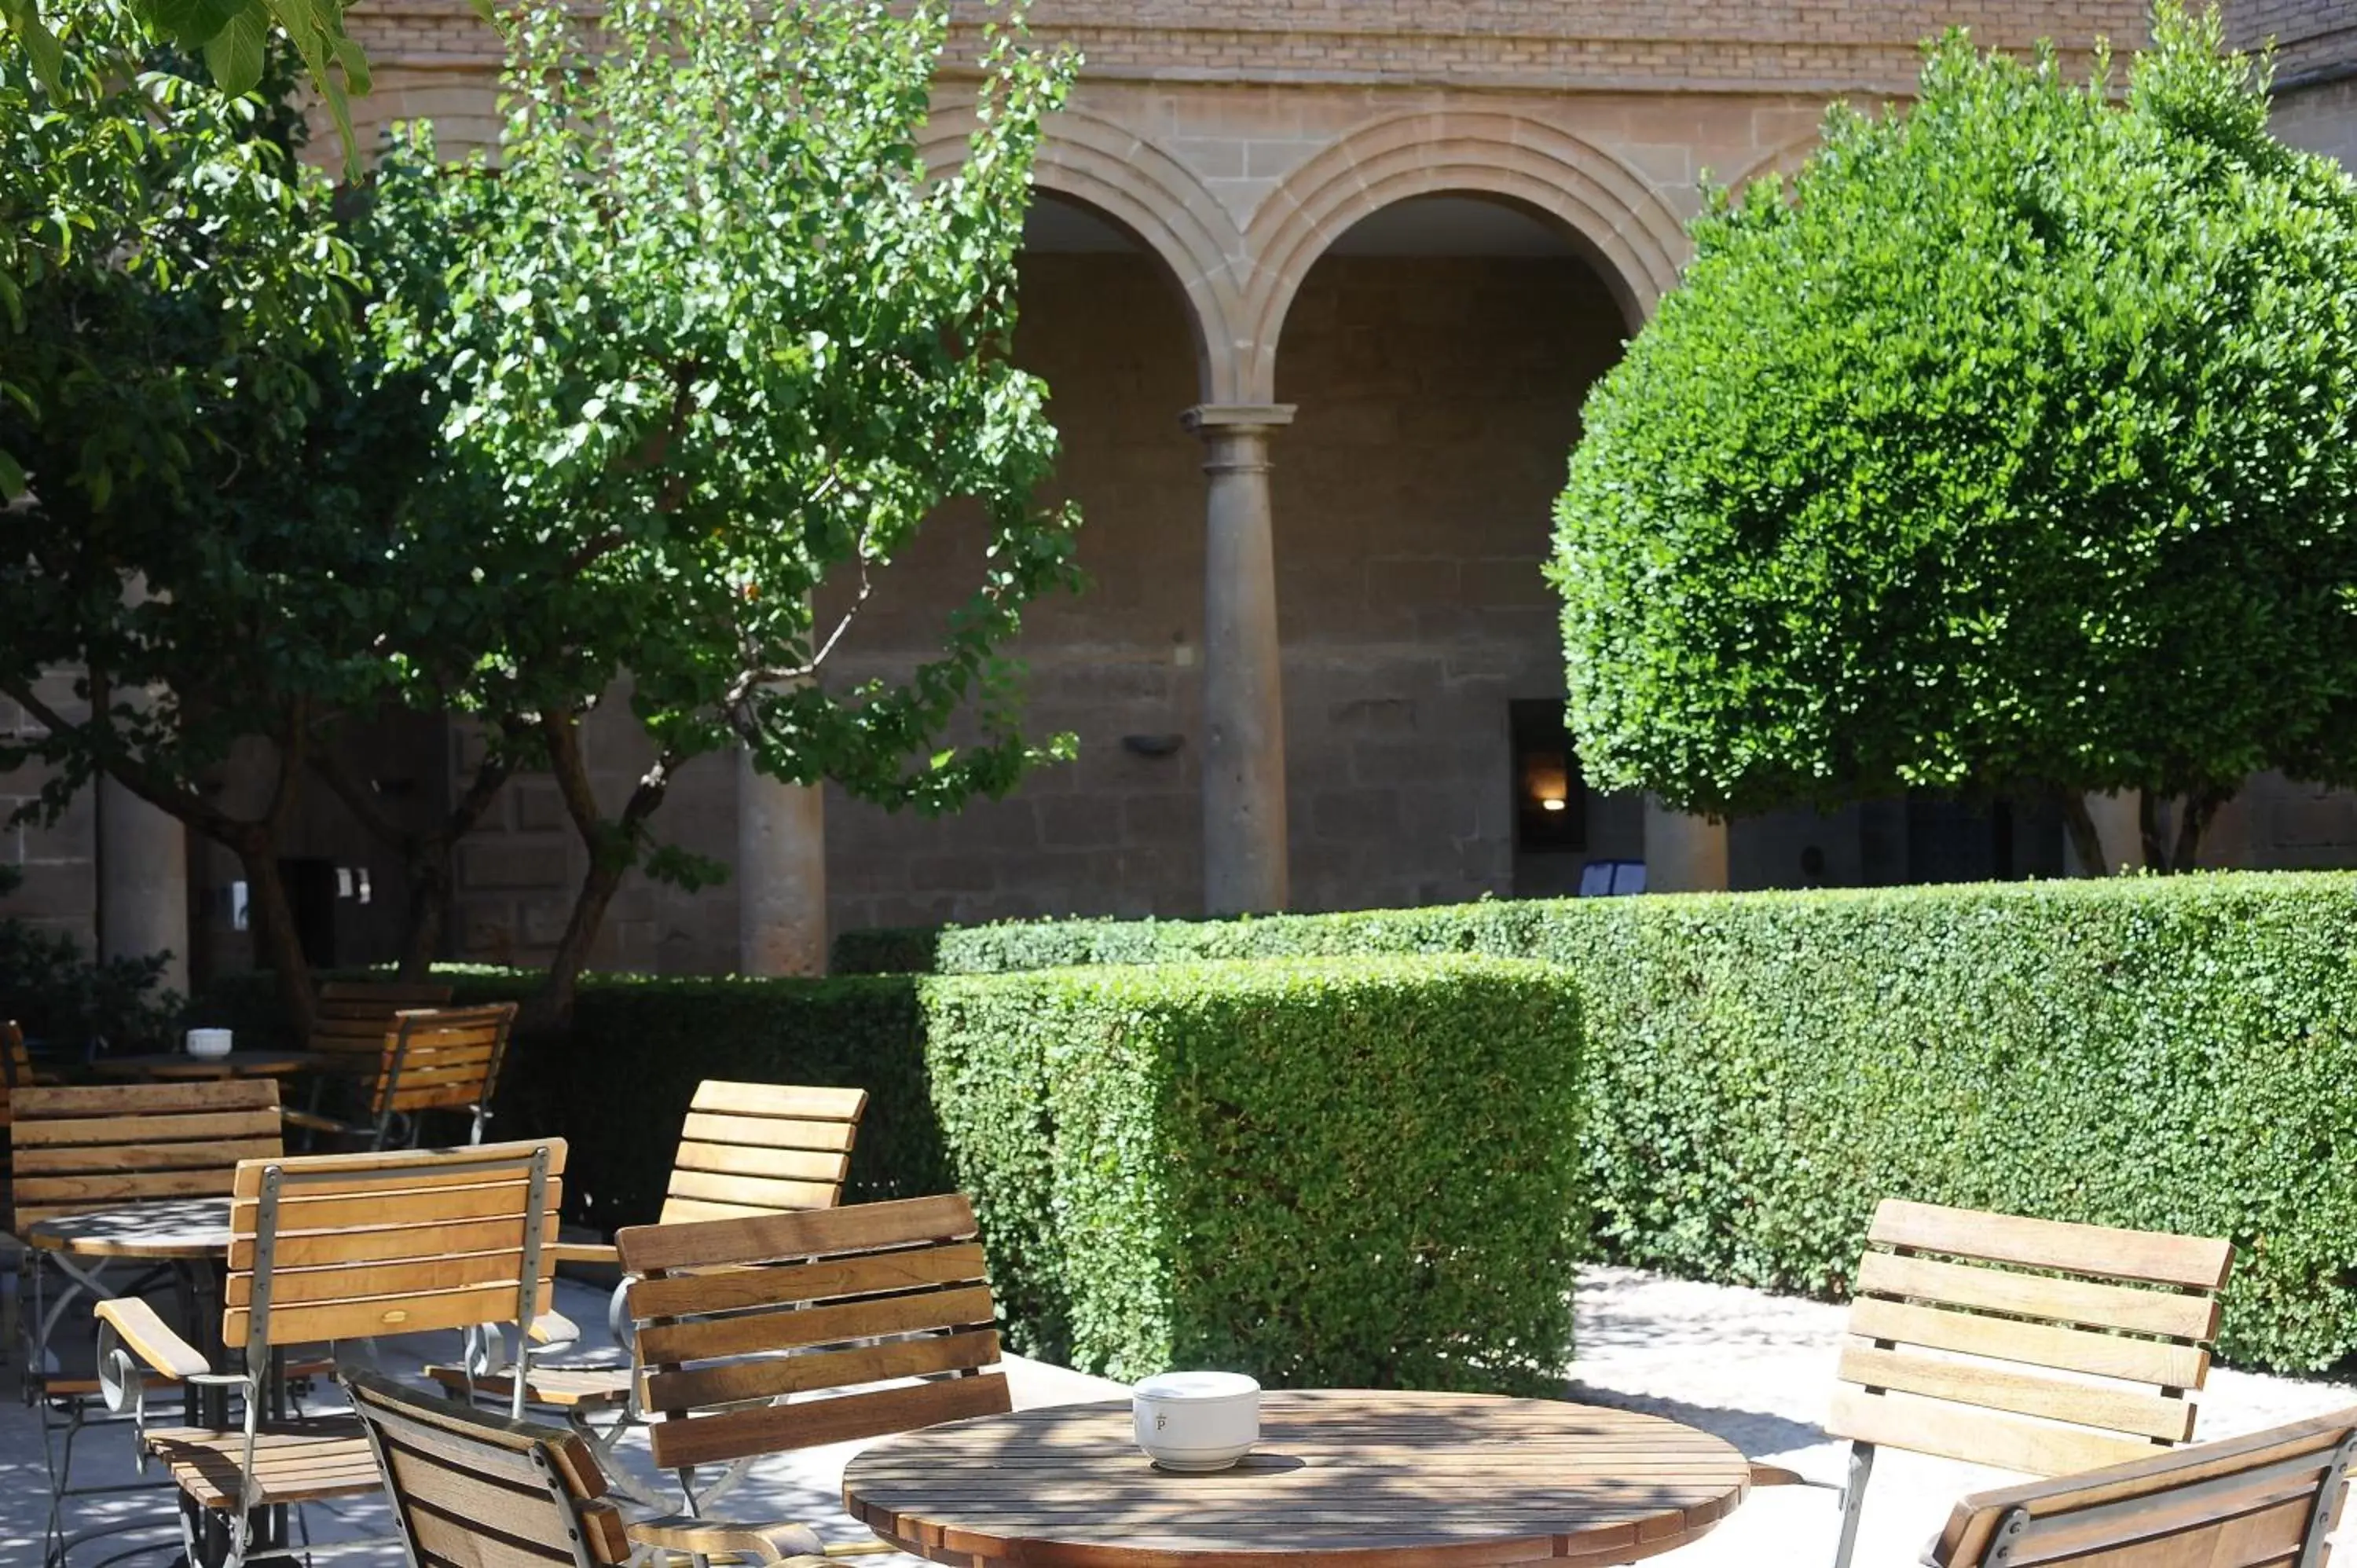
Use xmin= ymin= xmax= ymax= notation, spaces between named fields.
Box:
xmin=1823 ymin=1199 xmax=2234 ymax=1568
xmin=12 ymin=1079 xmax=286 ymax=1559
xmin=282 ymin=1002 xmax=518 ymax=1149
xmin=1 ymin=1017 xmax=60 ymax=1234
xmin=92 ymin=1138 xmax=567 ymax=1568
xmin=421 ymin=1081 xmax=868 ymax=1502
xmin=306 ymin=979 xmax=454 ymax=1069
xmin=344 ymin=1368 xmax=849 ymax=1567
xmin=613 ymin=1192 xmax=1005 ymax=1544
xmin=1929 ymin=1405 xmax=2357 ymax=1567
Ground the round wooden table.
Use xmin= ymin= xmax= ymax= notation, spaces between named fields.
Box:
xmin=90 ymin=1050 xmax=328 ymax=1081
xmin=841 ymin=1390 xmax=1751 ymax=1568
xmin=24 ymin=1196 xmax=235 ymax=1260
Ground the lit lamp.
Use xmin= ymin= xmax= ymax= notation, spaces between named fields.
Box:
xmin=1523 ymin=756 xmax=1571 ymax=813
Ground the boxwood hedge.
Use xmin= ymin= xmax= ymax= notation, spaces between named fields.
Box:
xmin=922 ymin=956 xmax=1582 ymax=1388
xmin=837 ymin=873 xmax=2357 ymax=1372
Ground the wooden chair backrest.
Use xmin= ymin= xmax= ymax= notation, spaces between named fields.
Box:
xmin=226 ymin=1137 xmax=564 ymax=1354
xmin=344 ymin=1366 xmax=629 ymax=1566
xmin=1 ymin=1019 xmax=22 ymax=1223
xmin=1930 ymin=1405 xmax=2357 ymax=1567
xmin=1830 ymin=1200 xmax=2234 ymax=1478
xmin=11 ymin=1079 xmax=283 ymax=1228
xmin=616 ymin=1192 xmax=1009 ymax=1473
xmin=310 ymin=980 xmax=455 ymax=1065
xmin=658 ymin=1080 xmax=868 ymax=1223
xmin=2 ymin=1017 xmax=33 ymax=1093
xmin=365 ymin=1003 xmax=517 ymax=1119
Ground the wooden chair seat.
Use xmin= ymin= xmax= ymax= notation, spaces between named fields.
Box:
xmin=425 ymin=1363 xmax=631 ymax=1409
xmin=145 ymin=1420 xmax=381 ymax=1509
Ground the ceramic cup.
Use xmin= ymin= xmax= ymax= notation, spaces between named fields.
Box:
xmin=185 ymin=1028 xmax=233 ymax=1059
xmin=1132 ymin=1370 xmax=1261 ymax=1471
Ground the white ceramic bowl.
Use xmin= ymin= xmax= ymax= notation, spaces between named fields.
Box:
xmin=1133 ymin=1370 xmax=1261 ymax=1471
xmin=185 ymin=1028 xmax=233 ymax=1060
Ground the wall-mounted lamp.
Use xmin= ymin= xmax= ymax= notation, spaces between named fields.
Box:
xmin=1121 ymin=734 xmax=1186 ymax=759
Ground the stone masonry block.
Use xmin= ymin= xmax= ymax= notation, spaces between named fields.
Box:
xmin=511 ymin=780 xmax=566 ymax=833
xmin=1038 ymin=796 xmax=1122 ymax=848
xmin=458 ymin=841 xmax=572 ymax=892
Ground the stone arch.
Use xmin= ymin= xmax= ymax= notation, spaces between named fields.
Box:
xmin=1239 ymin=110 xmax=1688 ymax=402
xmin=1716 ymin=128 xmax=1824 ymax=196
xmin=921 ymin=96 xmax=1248 ymax=404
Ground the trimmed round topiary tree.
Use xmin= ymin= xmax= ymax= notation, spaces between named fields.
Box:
xmin=1549 ymin=3 xmax=2357 ymax=872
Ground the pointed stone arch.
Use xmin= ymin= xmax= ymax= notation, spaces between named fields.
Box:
xmin=921 ymin=96 xmax=1248 ymax=403
xmin=1237 ymin=110 xmax=1687 ymax=402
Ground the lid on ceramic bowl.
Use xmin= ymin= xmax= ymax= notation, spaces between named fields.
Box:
xmin=1134 ymin=1371 xmax=1260 ymax=1401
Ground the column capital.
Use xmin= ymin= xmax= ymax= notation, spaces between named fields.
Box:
xmin=1181 ymin=403 xmax=1296 ymax=436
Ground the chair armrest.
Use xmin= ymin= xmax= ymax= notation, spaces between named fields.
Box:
xmin=528 ymin=1310 xmax=580 ymax=1346
xmin=280 ymin=1107 xmax=357 ymax=1135
xmin=94 ymin=1298 xmax=212 ymax=1379
xmin=548 ymin=1240 xmax=618 ymax=1268
xmin=627 ymin=1516 xmax=827 ymax=1564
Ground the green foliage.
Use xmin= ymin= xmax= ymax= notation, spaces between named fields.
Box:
xmin=0 ymin=864 xmax=181 ymax=1050
xmin=0 ymin=13 xmax=441 ymax=1023
xmin=3 ymin=0 xmax=370 ymax=165
xmin=922 ymin=957 xmax=1583 ymax=1388
xmin=841 ymin=872 xmax=2357 ymax=1372
xmin=1549 ymin=5 xmax=2357 ymax=861
xmin=362 ymin=0 xmax=1086 ymax=1012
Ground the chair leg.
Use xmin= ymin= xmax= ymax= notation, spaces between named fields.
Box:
xmin=1832 ymin=1441 xmax=1875 ymax=1568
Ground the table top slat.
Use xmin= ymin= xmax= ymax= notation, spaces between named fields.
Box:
xmin=841 ymin=1390 xmax=1748 ymax=1568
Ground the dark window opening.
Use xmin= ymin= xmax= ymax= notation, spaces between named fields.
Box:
xmin=1509 ymin=699 xmax=1585 ymax=854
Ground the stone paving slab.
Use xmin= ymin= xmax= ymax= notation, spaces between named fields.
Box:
xmin=3 ymin=1268 xmax=2351 ymax=1566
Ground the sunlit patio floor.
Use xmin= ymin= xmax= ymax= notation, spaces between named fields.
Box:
xmin=3 ymin=1265 xmax=2349 ymax=1567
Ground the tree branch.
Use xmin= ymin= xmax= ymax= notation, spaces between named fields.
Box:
xmin=2 ymin=678 xmax=244 ymax=843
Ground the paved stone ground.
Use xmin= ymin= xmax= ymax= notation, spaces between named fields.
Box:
xmin=3 ymin=1267 xmax=2351 ymax=1566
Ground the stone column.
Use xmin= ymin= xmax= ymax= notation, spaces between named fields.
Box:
xmin=736 ymin=753 xmax=827 ymax=976
xmin=98 ymin=777 xmax=189 ymax=995
xmin=1641 ymin=797 xmax=1728 ymax=893
xmin=1183 ymin=404 xmax=1295 ymax=915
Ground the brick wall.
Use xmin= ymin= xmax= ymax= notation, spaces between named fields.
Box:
xmin=346 ymin=0 xmax=2148 ymax=94
xmin=2226 ymin=0 xmax=2357 ymax=83
xmin=1273 ymin=252 xmax=1622 ymax=910
xmin=0 ymin=676 xmax=97 ymax=951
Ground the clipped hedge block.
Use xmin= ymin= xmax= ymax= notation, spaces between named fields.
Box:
xmin=921 ymin=955 xmax=1583 ymax=1390
xmin=835 ymin=873 xmax=2357 ymax=1372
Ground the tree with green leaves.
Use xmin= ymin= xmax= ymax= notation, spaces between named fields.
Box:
xmin=1549 ymin=3 xmax=2357 ymax=873
xmin=0 ymin=13 xmax=431 ymax=1031
xmin=367 ymin=0 xmax=1084 ymax=1022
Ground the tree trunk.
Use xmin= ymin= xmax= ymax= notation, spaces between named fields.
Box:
xmin=2058 ymin=792 xmax=2111 ymax=877
xmin=524 ymin=709 xmax=676 ymax=1034
xmin=236 ymin=835 xmax=317 ymax=1038
xmin=526 ymin=852 xmax=632 ymax=1035
xmin=2170 ymin=788 xmax=2226 ymax=873
xmin=397 ymin=852 xmax=453 ymax=981
xmin=2138 ymin=792 xmax=2170 ymax=872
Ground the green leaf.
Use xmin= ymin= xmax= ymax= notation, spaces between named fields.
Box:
xmin=201 ymin=7 xmax=268 ymax=97
xmin=0 ymin=447 xmax=27 ymax=502
xmin=1 ymin=0 xmax=66 ymax=92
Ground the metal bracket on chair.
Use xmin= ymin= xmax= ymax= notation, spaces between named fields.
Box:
xmin=1983 ymin=1505 xmax=2032 ymax=1566
xmin=2297 ymin=1435 xmax=2357 ymax=1568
